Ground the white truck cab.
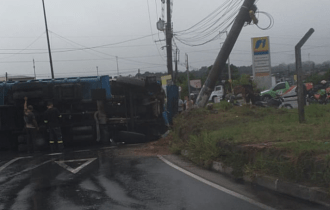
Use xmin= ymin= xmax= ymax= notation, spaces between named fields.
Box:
xmin=209 ymin=85 xmax=224 ymax=103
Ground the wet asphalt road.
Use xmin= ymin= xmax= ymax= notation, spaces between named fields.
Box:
xmin=0 ymin=146 xmax=328 ymax=210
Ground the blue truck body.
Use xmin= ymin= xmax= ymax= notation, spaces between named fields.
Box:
xmin=0 ymin=75 xmax=167 ymax=151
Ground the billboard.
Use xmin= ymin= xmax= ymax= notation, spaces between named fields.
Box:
xmin=190 ymin=80 xmax=202 ymax=89
xmin=252 ymin=36 xmax=272 ymax=89
xmin=190 ymin=79 xmax=202 ymax=94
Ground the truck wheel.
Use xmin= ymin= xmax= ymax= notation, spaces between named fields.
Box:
xmin=262 ymin=95 xmax=271 ymax=102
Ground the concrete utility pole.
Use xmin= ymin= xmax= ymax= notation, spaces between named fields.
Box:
xmin=42 ymin=0 xmax=54 ymax=79
xmin=196 ymin=0 xmax=256 ymax=107
xmin=296 ymin=28 xmax=315 ymax=123
xmin=96 ymin=66 xmax=99 ymax=76
xmin=174 ymin=48 xmax=178 ymax=85
xmin=225 ymin=31 xmax=232 ymax=82
xmin=116 ymin=56 xmax=119 ymax=76
xmin=166 ymin=0 xmax=173 ymax=77
xmin=186 ymin=54 xmax=191 ymax=100
xmin=33 ymin=59 xmax=36 ymax=79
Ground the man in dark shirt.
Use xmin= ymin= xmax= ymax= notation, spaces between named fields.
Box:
xmin=44 ymin=102 xmax=63 ymax=152
xmin=24 ymin=97 xmax=38 ymax=154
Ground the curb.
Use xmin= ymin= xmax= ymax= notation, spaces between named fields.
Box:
xmin=181 ymin=150 xmax=330 ymax=207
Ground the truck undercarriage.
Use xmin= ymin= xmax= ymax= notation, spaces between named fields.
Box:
xmin=0 ymin=75 xmax=168 ymax=151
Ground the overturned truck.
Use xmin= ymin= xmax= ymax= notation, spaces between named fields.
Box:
xmin=0 ymin=75 xmax=168 ymax=151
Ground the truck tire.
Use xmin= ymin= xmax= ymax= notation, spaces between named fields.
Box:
xmin=118 ymin=131 xmax=146 ymax=144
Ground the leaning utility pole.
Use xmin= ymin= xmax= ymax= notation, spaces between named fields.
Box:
xmin=296 ymin=28 xmax=315 ymax=123
xmin=196 ymin=0 xmax=256 ymax=107
xmin=42 ymin=0 xmax=54 ymax=79
xmin=166 ymin=0 xmax=173 ymax=78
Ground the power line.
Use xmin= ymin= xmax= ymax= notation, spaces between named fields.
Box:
xmin=146 ymin=0 xmax=166 ymax=62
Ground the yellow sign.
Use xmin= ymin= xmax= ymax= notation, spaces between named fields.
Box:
xmin=161 ymin=75 xmax=172 ymax=86
xmin=252 ymin=36 xmax=270 ymax=54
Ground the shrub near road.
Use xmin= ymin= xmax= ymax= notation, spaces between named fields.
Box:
xmin=171 ymin=102 xmax=330 ymax=190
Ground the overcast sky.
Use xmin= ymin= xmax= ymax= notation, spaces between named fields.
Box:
xmin=0 ymin=0 xmax=329 ymax=79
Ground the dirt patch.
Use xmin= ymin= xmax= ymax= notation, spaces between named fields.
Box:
xmin=133 ymin=135 xmax=171 ymax=156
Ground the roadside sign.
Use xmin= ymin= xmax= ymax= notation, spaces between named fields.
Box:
xmin=251 ymin=36 xmax=272 ymax=89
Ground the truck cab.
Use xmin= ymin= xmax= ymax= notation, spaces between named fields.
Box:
xmin=261 ymin=81 xmax=290 ymax=101
xmin=209 ymin=85 xmax=224 ymax=103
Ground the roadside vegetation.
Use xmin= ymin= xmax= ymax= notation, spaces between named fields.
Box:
xmin=170 ymin=102 xmax=330 ymax=190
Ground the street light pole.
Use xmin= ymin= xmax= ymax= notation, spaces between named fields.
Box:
xmin=42 ymin=0 xmax=54 ymax=79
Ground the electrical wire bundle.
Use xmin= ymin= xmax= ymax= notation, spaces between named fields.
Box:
xmin=174 ymin=0 xmax=244 ymax=47
xmin=255 ymin=11 xmax=274 ymax=30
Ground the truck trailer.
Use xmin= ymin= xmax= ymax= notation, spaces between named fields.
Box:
xmin=0 ymin=75 xmax=168 ymax=151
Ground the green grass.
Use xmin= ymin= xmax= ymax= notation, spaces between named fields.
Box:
xmin=170 ymin=104 xmax=330 ymax=188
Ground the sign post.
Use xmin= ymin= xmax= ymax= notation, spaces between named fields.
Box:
xmin=251 ymin=36 xmax=272 ymax=90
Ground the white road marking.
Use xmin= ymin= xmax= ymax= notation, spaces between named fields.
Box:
xmin=0 ymin=157 xmax=32 ymax=173
xmin=48 ymin=153 xmax=62 ymax=156
xmin=157 ymin=155 xmax=275 ymax=210
xmin=54 ymin=158 xmax=97 ymax=174
xmin=73 ymin=150 xmax=90 ymax=153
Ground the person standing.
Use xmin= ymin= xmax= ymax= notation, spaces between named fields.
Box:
xmin=44 ymin=102 xmax=63 ymax=152
xmin=184 ymin=96 xmax=194 ymax=110
xmin=24 ymin=97 xmax=38 ymax=154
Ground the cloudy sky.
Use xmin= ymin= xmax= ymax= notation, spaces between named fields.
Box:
xmin=0 ymin=0 xmax=329 ymax=79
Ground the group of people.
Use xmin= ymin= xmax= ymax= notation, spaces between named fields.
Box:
xmin=24 ymin=97 xmax=63 ymax=154
xmin=178 ymin=95 xmax=194 ymax=113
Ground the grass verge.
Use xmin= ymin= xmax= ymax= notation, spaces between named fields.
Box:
xmin=170 ymin=101 xmax=330 ymax=189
